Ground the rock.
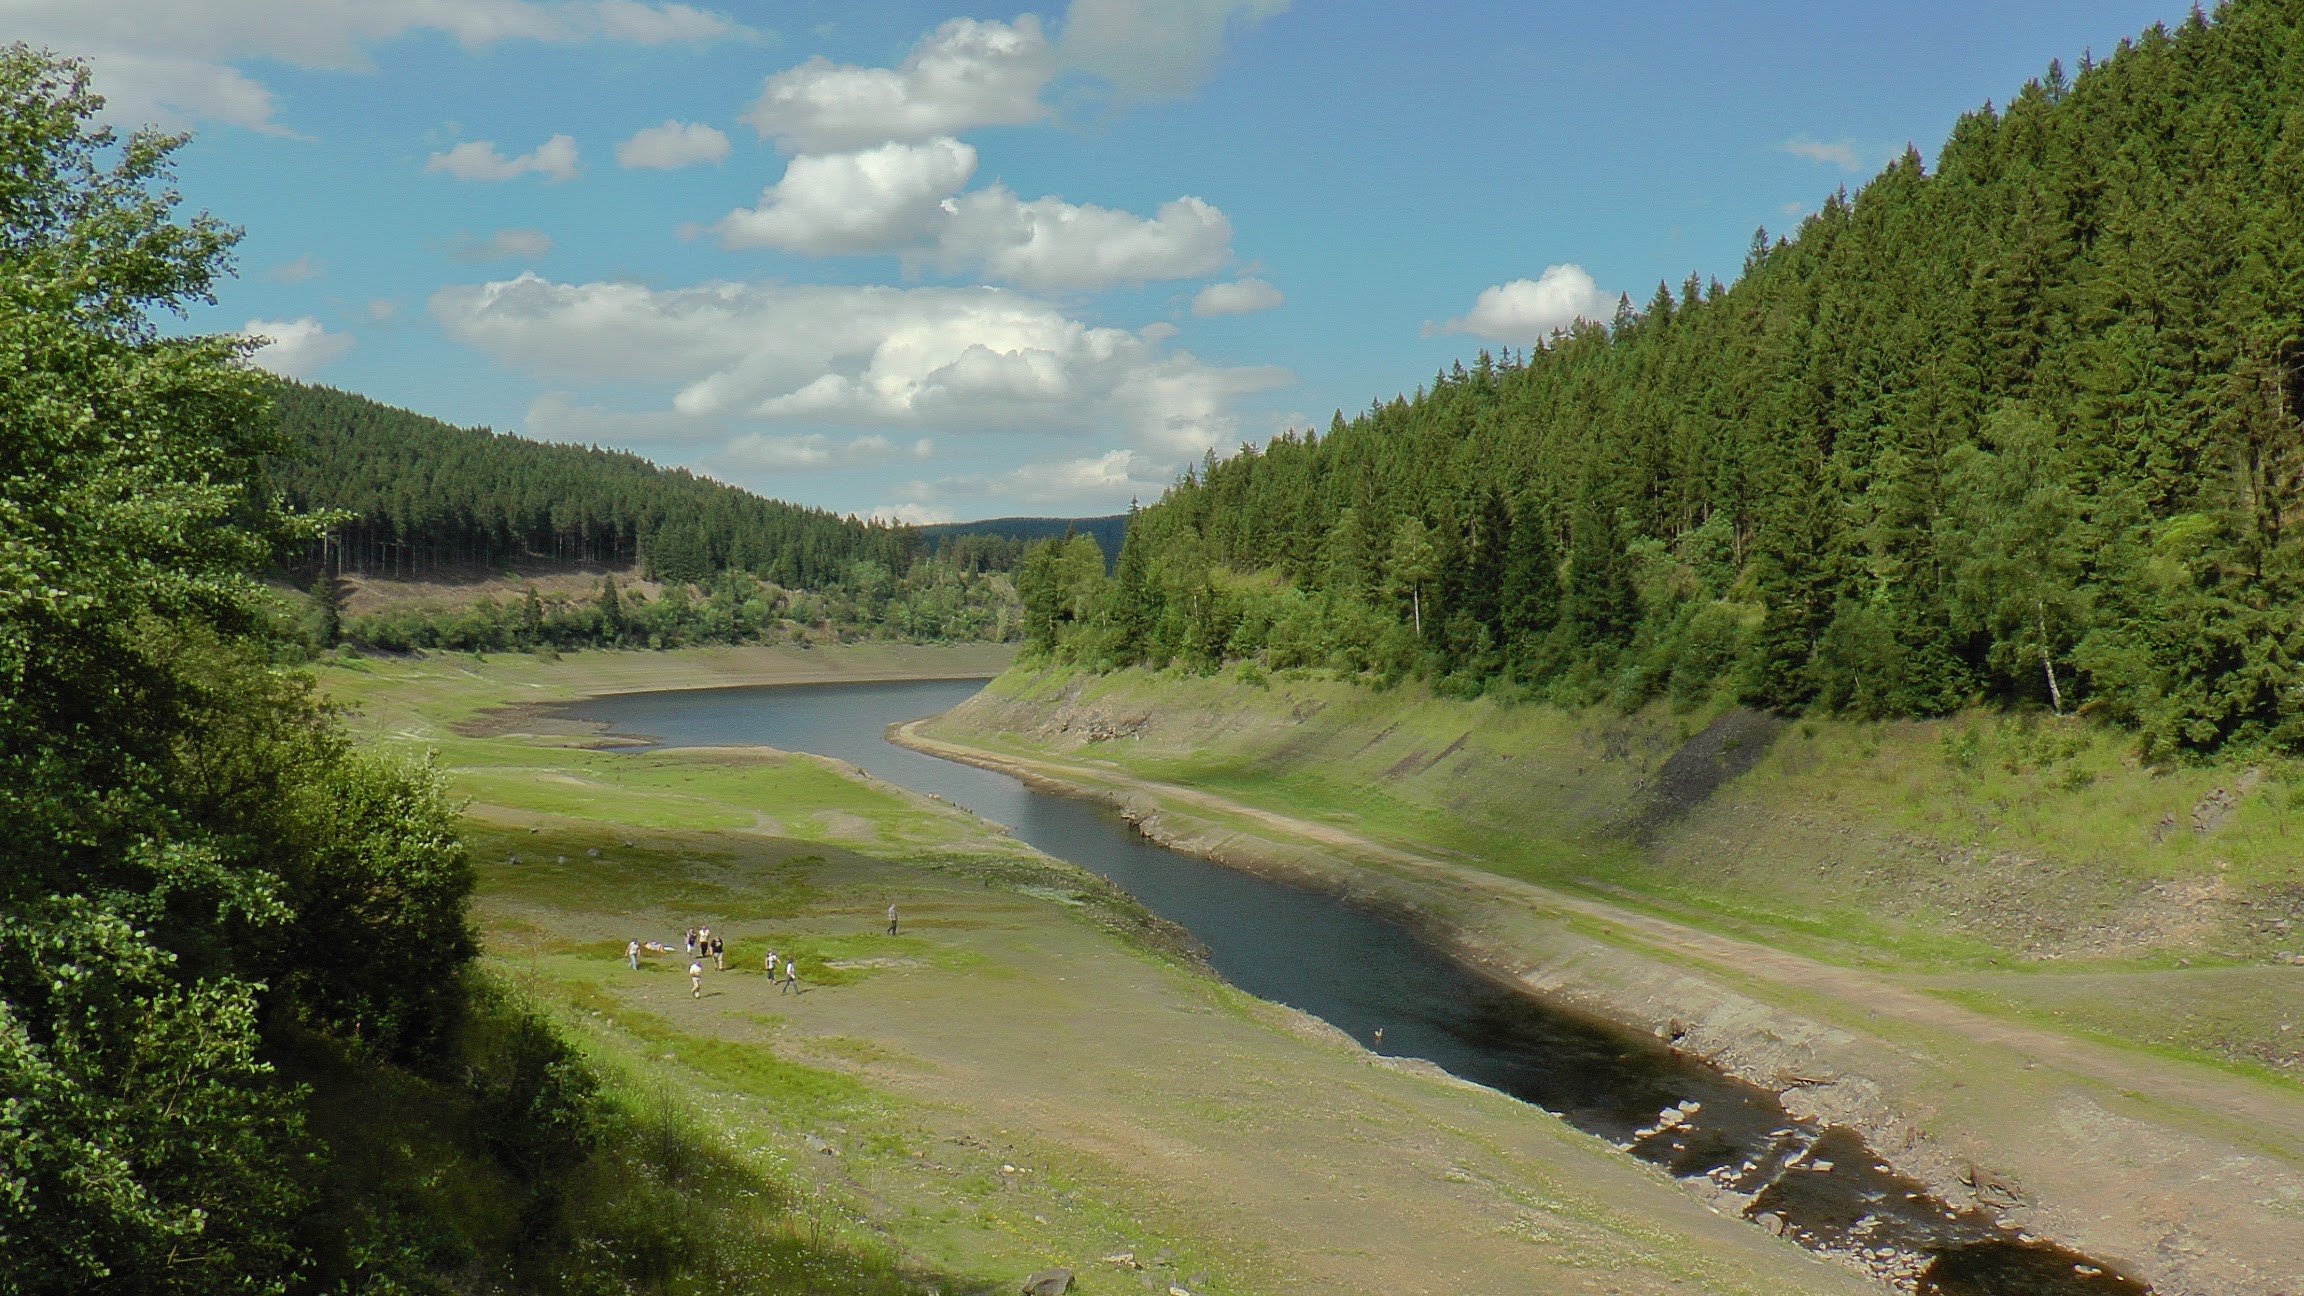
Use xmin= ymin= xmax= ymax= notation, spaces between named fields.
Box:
xmin=1754 ymin=1211 xmax=1786 ymax=1236
xmin=1102 ymin=1252 xmax=1141 ymax=1269
xmin=1020 ymin=1269 xmax=1073 ymax=1296
xmin=1962 ymin=1162 xmax=2024 ymax=1207
xmin=803 ymin=1133 xmax=836 ymax=1156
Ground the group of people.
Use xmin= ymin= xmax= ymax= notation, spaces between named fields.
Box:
xmin=625 ymin=926 xmax=800 ymax=998
xmin=621 ymin=904 xmax=905 ymax=999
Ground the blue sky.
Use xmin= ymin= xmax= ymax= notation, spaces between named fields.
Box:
xmin=28 ymin=1 xmax=2199 ymax=522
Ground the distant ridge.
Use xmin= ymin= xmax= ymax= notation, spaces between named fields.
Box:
xmin=920 ymin=514 xmax=1129 ymax=563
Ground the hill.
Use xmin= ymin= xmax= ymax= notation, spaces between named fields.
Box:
xmin=1024 ymin=0 xmax=2304 ymax=761
xmin=269 ymin=382 xmax=915 ymax=587
xmin=920 ymin=514 xmax=1129 ymax=573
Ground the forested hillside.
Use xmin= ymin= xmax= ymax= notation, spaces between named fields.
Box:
xmin=1025 ymin=0 xmax=2304 ymax=761
xmin=272 ymin=382 xmax=914 ymax=586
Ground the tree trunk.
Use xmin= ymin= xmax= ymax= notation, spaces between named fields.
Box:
xmin=2037 ymin=598 xmax=2064 ymax=716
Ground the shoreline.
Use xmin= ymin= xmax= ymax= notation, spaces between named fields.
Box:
xmin=888 ymin=715 xmax=2304 ymax=1296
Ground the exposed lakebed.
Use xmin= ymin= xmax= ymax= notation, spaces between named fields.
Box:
xmin=563 ymin=678 xmax=2143 ymax=1295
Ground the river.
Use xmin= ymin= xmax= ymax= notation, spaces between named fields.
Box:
xmin=564 ymin=677 xmax=2143 ymax=1296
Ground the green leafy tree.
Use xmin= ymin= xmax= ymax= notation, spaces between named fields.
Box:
xmin=1386 ymin=516 xmax=1437 ymax=636
xmin=0 ymin=48 xmax=474 ymax=1288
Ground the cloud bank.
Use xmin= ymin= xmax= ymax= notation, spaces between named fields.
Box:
xmin=13 ymin=0 xmax=751 ymax=133
xmin=431 ymin=272 xmax=1289 ymax=458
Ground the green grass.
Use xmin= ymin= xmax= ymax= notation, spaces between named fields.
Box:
xmin=927 ymin=661 xmax=2304 ymax=1082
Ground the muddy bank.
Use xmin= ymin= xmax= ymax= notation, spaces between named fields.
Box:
xmin=891 ymin=713 xmax=2304 ymax=1296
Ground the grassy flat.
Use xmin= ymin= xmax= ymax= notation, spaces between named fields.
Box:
xmin=322 ymin=644 xmax=1877 ymax=1296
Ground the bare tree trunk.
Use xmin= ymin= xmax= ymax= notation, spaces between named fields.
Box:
xmin=1411 ymin=585 xmax=1422 ymax=637
xmin=2037 ymin=598 xmax=2064 ymax=716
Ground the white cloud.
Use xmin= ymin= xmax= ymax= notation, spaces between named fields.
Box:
xmin=711 ymin=144 xmax=1232 ymax=291
xmin=525 ymin=392 xmax=725 ymax=445
xmin=15 ymin=1 xmax=751 ymax=134
xmin=717 ymin=139 xmax=977 ymax=255
xmin=710 ymin=432 xmax=935 ymax=473
xmin=427 ymin=134 xmax=581 ymax=183
xmin=1431 ymin=265 xmax=1616 ymax=343
xmin=365 ymin=298 xmax=400 ymax=322
xmin=928 ymin=188 xmax=1231 ymax=290
xmin=593 ymin=0 xmax=745 ymax=45
xmin=1780 ymin=136 xmax=1864 ymax=172
xmin=1191 ymin=277 xmax=1282 ymax=316
xmin=264 ymin=253 xmax=324 ymax=283
xmin=1058 ymin=0 xmax=1289 ymax=101
xmin=616 ymin=119 xmax=732 ymax=169
xmin=448 ymin=228 xmax=555 ymax=262
xmin=241 ymin=316 xmax=354 ymax=377
xmin=741 ymin=16 xmax=1053 ymax=152
xmin=884 ymin=447 xmax=1177 ymax=519
xmin=430 ymin=272 xmax=1289 ymax=458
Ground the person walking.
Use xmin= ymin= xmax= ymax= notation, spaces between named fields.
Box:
xmin=712 ymin=935 xmax=725 ymax=971
xmin=626 ymin=939 xmax=640 ymax=971
xmin=684 ymin=927 xmax=696 ymax=956
xmin=781 ymin=959 xmax=798 ymax=995
xmin=886 ymin=903 xmax=899 ymax=936
xmin=765 ymin=949 xmax=778 ymax=980
xmin=689 ymin=960 xmax=703 ymax=998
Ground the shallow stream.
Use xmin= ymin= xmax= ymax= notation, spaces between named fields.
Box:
xmin=565 ymin=677 xmax=2143 ymax=1295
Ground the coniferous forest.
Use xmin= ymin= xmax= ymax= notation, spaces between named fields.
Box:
xmin=272 ymin=382 xmax=915 ymax=585
xmin=1023 ymin=0 xmax=2304 ymax=761
xmin=269 ymin=385 xmax=1044 ymax=652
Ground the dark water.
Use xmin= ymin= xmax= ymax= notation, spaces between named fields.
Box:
xmin=564 ymin=678 xmax=2144 ymax=1295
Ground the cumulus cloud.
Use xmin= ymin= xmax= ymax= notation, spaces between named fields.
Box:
xmin=1191 ymin=277 xmax=1282 ymax=316
xmin=1059 ymin=0 xmax=1290 ymax=102
xmin=712 ymin=144 xmax=1232 ymax=291
xmin=13 ymin=0 xmax=750 ymax=134
xmin=615 ymin=119 xmax=732 ymax=169
xmin=241 ymin=316 xmax=354 ymax=377
xmin=448 ymin=228 xmax=555 ymax=262
xmin=1780 ymin=136 xmax=1865 ymax=171
xmin=1431 ymin=265 xmax=1616 ymax=342
xmin=717 ymin=139 xmax=977 ymax=255
xmin=741 ymin=16 xmax=1053 ymax=152
xmin=430 ymin=272 xmax=1289 ymax=457
xmin=929 ymin=188 xmax=1231 ymax=290
xmin=427 ymin=134 xmax=581 ymax=183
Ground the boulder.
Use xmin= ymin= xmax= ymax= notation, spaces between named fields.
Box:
xmin=1020 ymin=1268 xmax=1073 ymax=1295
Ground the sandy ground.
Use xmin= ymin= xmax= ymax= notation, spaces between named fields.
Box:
xmin=895 ymin=716 xmax=2304 ymax=1296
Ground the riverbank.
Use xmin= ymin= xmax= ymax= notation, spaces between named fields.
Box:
xmin=321 ymin=645 xmax=1878 ymax=1296
xmin=907 ymin=663 xmax=2304 ymax=1296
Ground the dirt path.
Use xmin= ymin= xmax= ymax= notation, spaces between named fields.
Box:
xmin=893 ymin=721 xmax=2304 ymax=1296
